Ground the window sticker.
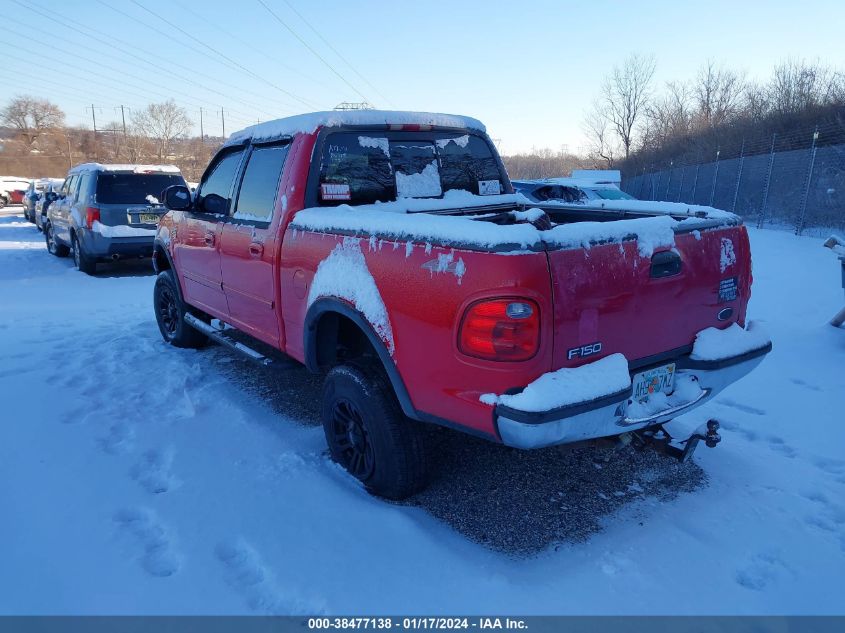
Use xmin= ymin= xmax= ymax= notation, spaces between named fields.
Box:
xmin=478 ymin=179 xmax=501 ymax=196
xmin=320 ymin=183 xmax=351 ymax=201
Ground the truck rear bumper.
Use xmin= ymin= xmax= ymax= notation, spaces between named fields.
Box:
xmin=494 ymin=341 xmax=772 ymax=450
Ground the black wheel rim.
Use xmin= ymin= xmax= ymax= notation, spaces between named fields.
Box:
xmin=332 ymin=398 xmax=375 ymax=479
xmin=157 ymin=286 xmax=180 ymax=336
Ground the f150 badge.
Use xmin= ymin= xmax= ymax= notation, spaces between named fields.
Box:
xmin=568 ymin=342 xmax=602 ymax=360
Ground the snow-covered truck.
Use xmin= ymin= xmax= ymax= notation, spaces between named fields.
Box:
xmin=151 ymin=110 xmax=771 ymax=499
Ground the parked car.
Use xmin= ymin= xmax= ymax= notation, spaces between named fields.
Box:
xmin=152 ymin=110 xmax=770 ymax=500
xmin=34 ymin=181 xmax=64 ymax=231
xmin=45 ymin=163 xmax=187 ymax=274
xmin=513 ymin=171 xmax=636 ymax=204
xmin=23 ymin=178 xmax=65 ymax=223
xmin=0 ymin=177 xmax=31 ymax=208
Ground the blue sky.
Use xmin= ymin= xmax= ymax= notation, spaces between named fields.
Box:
xmin=2 ymin=0 xmax=843 ymax=154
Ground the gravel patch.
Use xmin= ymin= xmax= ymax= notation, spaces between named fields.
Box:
xmin=407 ymin=428 xmax=707 ymax=555
xmin=210 ymin=350 xmax=707 ymax=556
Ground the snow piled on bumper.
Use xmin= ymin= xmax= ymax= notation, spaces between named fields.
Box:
xmin=691 ymin=321 xmax=771 ymax=362
xmin=91 ymin=221 xmax=157 ymax=238
xmin=480 ymin=353 xmax=631 ymax=412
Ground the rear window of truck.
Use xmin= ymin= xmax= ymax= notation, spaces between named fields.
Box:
xmin=96 ymin=173 xmax=185 ymax=204
xmin=317 ymin=132 xmax=503 ymax=206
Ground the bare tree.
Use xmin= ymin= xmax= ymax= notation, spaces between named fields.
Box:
xmin=502 ymin=147 xmax=587 ymax=180
xmin=693 ymin=60 xmax=746 ymax=128
xmin=582 ymin=100 xmax=619 ymax=167
xmin=643 ymin=81 xmax=693 ymax=149
xmin=599 ymin=54 xmax=656 ymax=159
xmin=131 ymin=100 xmax=192 ymax=161
xmin=742 ymin=81 xmax=771 ymax=122
xmin=768 ymin=58 xmax=842 ymax=116
xmin=1 ymin=95 xmax=65 ymax=148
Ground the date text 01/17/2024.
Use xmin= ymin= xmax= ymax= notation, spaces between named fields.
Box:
xmin=307 ymin=618 xmax=528 ymax=630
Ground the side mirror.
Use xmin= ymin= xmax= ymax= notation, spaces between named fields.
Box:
xmin=163 ymin=184 xmax=193 ymax=211
xmin=46 ymin=192 xmax=58 ymax=202
xmin=200 ymin=192 xmax=229 ymax=215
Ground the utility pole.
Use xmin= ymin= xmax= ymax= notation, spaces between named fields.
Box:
xmin=221 ymin=108 xmax=225 ymax=139
xmin=199 ymin=107 xmax=204 ymax=142
xmin=67 ymin=137 xmax=72 ymax=170
xmin=119 ymin=105 xmax=127 ymax=136
xmin=86 ymin=104 xmax=99 ymax=161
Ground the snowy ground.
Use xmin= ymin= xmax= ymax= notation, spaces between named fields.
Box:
xmin=1 ymin=206 xmax=844 ymax=614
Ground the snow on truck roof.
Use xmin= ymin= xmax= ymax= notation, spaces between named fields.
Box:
xmin=68 ymin=163 xmax=182 ymax=175
xmin=225 ymin=110 xmax=487 ymax=147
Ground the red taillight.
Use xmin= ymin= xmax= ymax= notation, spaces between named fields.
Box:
xmin=85 ymin=207 xmax=100 ymax=229
xmin=458 ymin=299 xmax=540 ymax=361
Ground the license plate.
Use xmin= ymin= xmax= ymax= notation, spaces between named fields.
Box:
xmin=139 ymin=213 xmax=161 ymax=224
xmin=632 ymin=363 xmax=676 ymax=402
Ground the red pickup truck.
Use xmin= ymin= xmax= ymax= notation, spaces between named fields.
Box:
xmin=152 ymin=111 xmax=771 ymax=499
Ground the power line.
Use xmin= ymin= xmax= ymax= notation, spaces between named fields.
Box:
xmin=128 ymin=0 xmax=319 ymax=110
xmin=170 ymin=0 xmax=337 ymax=94
xmin=0 ymin=68 xmax=237 ymax=136
xmin=256 ymin=0 xmax=372 ymax=105
xmin=15 ymin=0 xmax=290 ymax=119
xmin=281 ymin=0 xmax=392 ymax=107
xmin=3 ymin=34 xmax=259 ymax=130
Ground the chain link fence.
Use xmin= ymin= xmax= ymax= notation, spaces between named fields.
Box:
xmin=620 ymin=122 xmax=845 ymax=234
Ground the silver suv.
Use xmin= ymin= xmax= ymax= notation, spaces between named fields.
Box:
xmin=45 ymin=163 xmax=186 ymax=274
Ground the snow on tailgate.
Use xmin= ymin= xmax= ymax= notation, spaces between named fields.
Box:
xmin=480 ymin=353 xmax=631 ymax=412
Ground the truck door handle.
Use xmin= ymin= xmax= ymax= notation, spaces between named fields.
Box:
xmin=249 ymin=242 xmax=264 ymax=257
xmin=204 ymin=232 xmax=215 ymax=246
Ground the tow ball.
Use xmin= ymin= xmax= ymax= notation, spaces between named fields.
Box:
xmin=629 ymin=419 xmax=722 ymax=463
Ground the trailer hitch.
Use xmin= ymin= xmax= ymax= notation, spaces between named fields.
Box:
xmin=629 ymin=419 xmax=721 ymax=463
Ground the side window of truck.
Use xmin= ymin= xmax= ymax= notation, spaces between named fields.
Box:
xmin=232 ymin=144 xmax=290 ymax=224
xmin=197 ymin=149 xmax=245 ymax=214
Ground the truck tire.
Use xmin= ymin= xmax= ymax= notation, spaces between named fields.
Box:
xmin=72 ymin=234 xmax=97 ymax=275
xmin=45 ymin=223 xmax=69 ymax=257
xmin=153 ymin=270 xmax=208 ymax=349
xmin=0 ymin=196 xmax=6 ymax=209
xmin=322 ymin=363 xmax=429 ymax=500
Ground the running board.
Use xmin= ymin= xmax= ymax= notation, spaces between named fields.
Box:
xmin=184 ymin=313 xmax=275 ymax=367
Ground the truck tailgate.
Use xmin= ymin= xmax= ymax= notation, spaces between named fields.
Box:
xmin=547 ymin=224 xmax=752 ymax=369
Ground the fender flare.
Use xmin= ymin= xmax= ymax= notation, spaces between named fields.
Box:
xmin=304 ymin=298 xmax=417 ymax=420
xmin=152 ymin=240 xmax=185 ymax=303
